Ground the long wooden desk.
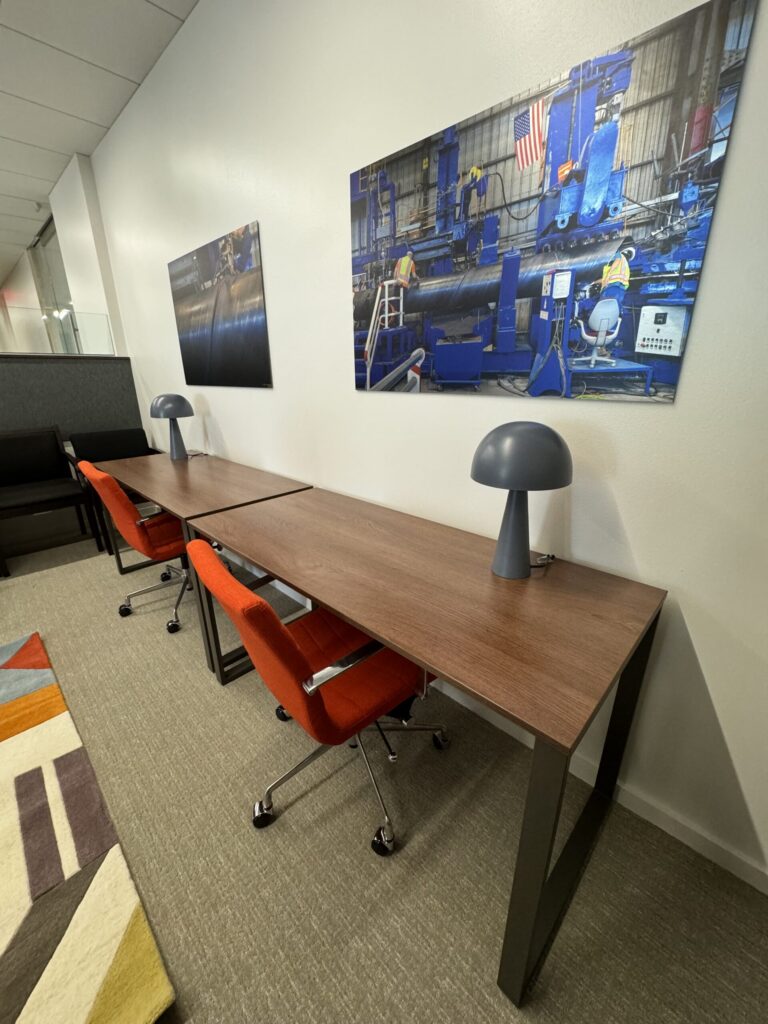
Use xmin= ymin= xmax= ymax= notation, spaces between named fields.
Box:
xmin=188 ymin=487 xmax=666 ymax=1004
xmin=95 ymin=454 xmax=310 ymax=522
xmin=94 ymin=453 xmax=311 ymax=669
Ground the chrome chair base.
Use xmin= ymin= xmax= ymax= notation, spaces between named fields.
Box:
xmin=251 ymin=715 xmax=450 ymax=856
xmin=117 ymin=562 xmax=190 ymax=633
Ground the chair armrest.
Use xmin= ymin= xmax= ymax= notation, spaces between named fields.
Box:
xmin=302 ymin=640 xmax=383 ymax=695
xmin=65 ymin=452 xmax=83 ymax=481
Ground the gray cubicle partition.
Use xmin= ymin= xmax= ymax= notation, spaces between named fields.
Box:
xmin=0 ymin=354 xmax=144 ymax=560
xmin=0 ymin=354 xmax=143 ymax=439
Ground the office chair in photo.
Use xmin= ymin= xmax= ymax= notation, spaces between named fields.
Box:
xmin=78 ymin=461 xmax=190 ymax=634
xmin=186 ymin=539 xmax=450 ymax=856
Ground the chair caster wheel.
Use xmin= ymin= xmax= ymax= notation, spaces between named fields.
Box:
xmin=166 ymin=620 xmax=181 ymax=634
xmin=432 ymin=730 xmax=450 ymax=750
xmin=275 ymin=705 xmax=292 ymax=722
xmin=371 ymin=826 xmax=395 ymax=857
xmin=387 ymin=752 xmax=398 ymax=763
xmin=160 ymin=570 xmax=172 ymax=582
xmin=253 ymin=802 xmax=274 ymax=829
xmin=118 ymin=604 xmax=132 ymax=617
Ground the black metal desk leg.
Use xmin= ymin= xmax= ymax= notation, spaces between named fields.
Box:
xmin=104 ymin=510 xmax=157 ymax=575
xmin=595 ymin=613 xmax=659 ymax=799
xmin=181 ymin=521 xmax=214 ymax=673
xmin=95 ymin=498 xmax=112 ymax=555
xmin=497 ymin=610 xmax=661 ymax=1005
xmin=498 ymin=740 xmax=569 ymax=1005
xmin=83 ymin=495 xmax=103 ymax=552
xmin=183 ymin=525 xmax=254 ymax=684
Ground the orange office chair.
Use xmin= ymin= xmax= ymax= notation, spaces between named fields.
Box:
xmin=78 ymin=461 xmax=191 ymax=634
xmin=186 ymin=538 xmax=450 ymax=856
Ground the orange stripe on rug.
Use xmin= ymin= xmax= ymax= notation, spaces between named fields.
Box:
xmin=0 ymin=684 xmax=67 ymax=742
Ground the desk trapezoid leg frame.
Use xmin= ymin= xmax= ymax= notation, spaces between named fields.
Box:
xmin=185 ymin=523 xmax=312 ymax=685
xmin=181 ymin=520 xmax=216 ymax=674
xmin=497 ymin=611 xmax=660 ymax=1006
xmin=184 ymin=522 xmax=255 ymax=684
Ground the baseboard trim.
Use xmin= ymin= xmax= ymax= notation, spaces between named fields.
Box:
xmin=434 ymin=680 xmax=768 ymax=897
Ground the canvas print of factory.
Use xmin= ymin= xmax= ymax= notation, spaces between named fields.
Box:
xmin=169 ymin=221 xmax=273 ymax=388
xmin=350 ymin=0 xmax=756 ymax=400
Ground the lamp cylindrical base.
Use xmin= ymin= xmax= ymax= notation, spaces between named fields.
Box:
xmin=492 ymin=490 xmax=530 ymax=579
xmin=168 ymin=419 xmax=188 ymax=461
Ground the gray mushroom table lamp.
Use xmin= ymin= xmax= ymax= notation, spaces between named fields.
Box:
xmin=150 ymin=394 xmax=194 ymax=461
xmin=471 ymin=421 xmax=572 ymax=580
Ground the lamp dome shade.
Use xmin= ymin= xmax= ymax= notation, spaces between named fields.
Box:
xmin=150 ymin=394 xmax=194 ymax=419
xmin=471 ymin=421 xmax=572 ymax=491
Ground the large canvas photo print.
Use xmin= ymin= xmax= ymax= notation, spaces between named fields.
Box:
xmin=350 ymin=0 xmax=756 ymax=401
xmin=169 ymin=221 xmax=273 ymax=388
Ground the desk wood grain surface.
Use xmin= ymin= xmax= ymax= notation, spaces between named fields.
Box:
xmin=94 ymin=454 xmax=310 ymax=521
xmin=192 ymin=488 xmax=666 ymax=752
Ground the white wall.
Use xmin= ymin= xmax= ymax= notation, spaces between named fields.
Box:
xmin=0 ymin=251 xmax=49 ymax=352
xmin=48 ymin=155 xmax=119 ymax=355
xmin=87 ymin=0 xmax=768 ymax=891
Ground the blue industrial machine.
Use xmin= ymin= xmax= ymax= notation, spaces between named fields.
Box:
xmin=351 ymin=40 xmax=724 ymax=396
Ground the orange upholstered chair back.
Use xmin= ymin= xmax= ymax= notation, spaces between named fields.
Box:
xmin=77 ymin=460 xmax=152 ymax=558
xmin=186 ymin=540 xmax=335 ymax=742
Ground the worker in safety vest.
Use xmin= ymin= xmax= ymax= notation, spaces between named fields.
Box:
xmin=587 ymin=247 xmax=633 ymax=337
xmin=599 ymin=251 xmax=631 ymax=298
xmin=393 ymin=250 xmax=419 ymax=289
xmin=461 ymin=165 xmax=487 ymax=219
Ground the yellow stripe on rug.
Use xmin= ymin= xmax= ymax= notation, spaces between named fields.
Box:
xmin=16 ymin=846 xmax=140 ymax=1024
xmin=86 ymin=904 xmax=174 ymax=1024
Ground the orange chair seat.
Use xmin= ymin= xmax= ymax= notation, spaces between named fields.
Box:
xmin=318 ymin=648 xmax=424 ymax=743
xmin=143 ymin=513 xmax=185 ymax=560
xmin=287 ymin=608 xmax=370 ymax=672
xmin=186 ymin=539 xmax=429 ymax=748
xmin=78 ymin=461 xmax=185 ymax=562
xmin=287 ymin=608 xmax=423 ymax=742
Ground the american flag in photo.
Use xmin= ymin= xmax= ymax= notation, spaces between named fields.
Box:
xmin=513 ymin=99 xmax=546 ymax=170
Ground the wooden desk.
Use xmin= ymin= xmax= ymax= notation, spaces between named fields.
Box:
xmin=94 ymin=453 xmax=311 ymax=669
xmin=95 ymin=454 xmax=310 ymax=522
xmin=188 ymin=488 xmax=666 ymax=1004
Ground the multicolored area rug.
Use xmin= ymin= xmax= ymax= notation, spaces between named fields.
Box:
xmin=0 ymin=633 xmax=174 ymax=1024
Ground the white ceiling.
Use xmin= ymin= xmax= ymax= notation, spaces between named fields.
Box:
xmin=0 ymin=0 xmax=198 ymax=283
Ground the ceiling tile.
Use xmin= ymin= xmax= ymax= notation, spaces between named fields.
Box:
xmin=0 ymin=167 xmax=52 ymax=202
xmin=0 ymin=0 xmax=183 ymax=83
xmin=0 ymin=254 xmax=22 ymax=281
xmin=0 ymin=194 xmax=49 ymax=219
xmin=0 ymin=240 xmax=25 ymax=256
xmin=0 ymin=92 xmax=106 ymax=153
xmin=0 ymin=212 xmax=45 ymax=233
xmin=0 ymin=137 xmax=68 ymax=181
xmin=0 ymin=29 xmax=137 ymax=126
xmin=147 ymin=1 xmax=199 ymax=20
xmin=0 ymin=226 xmax=34 ymax=245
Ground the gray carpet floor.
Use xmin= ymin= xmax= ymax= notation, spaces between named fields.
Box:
xmin=1 ymin=547 xmax=766 ymax=1024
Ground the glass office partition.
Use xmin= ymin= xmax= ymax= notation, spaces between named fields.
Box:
xmin=28 ymin=220 xmax=79 ymax=353
xmin=0 ymin=217 xmax=115 ymax=355
xmin=0 ymin=307 xmax=113 ymax=355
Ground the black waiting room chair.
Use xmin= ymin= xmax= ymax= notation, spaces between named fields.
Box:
xmin=69 ymin=428 xmax=160 ymax=575
xmin=0 ymin=426 xmax=101 ymax=577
